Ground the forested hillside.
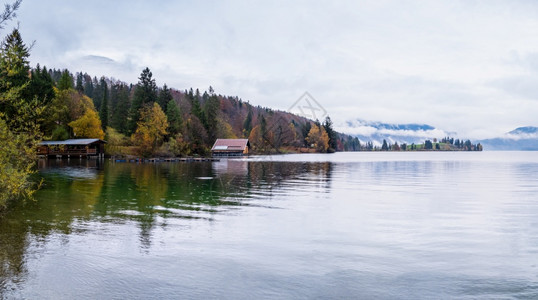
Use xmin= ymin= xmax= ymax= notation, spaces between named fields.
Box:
xmin=32 ymin=66 xmax=360 ymax=157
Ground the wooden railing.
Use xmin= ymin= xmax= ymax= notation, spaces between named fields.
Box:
xmin=38 ymin=148 xmax=98 ymax=156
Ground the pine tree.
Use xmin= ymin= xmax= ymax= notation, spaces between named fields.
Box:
xmin=166 ymin=99 xmax=182 ymax=136
xmin=243 ymin=106 xmax=253 ymax=137
xmin=110 ymin=83 xmax=130 ymax=134
xmin=128 ymin=67 xmax=157 ymax=134
xmin=57 ymin=69 xmax=73 ymax=90
xmin=204 ymin=94 xmax=219 ymax=142
xmin=157 ymin=84 xmax=172 ymax=110
xmin=99 ymin=77 xmax=108 ymax=130
xmin=0 ymin=28 xmax=29 ymax=92
xmin=323 ymin=116 xmax=338 ymax=152
xmin=75 ymin=72 xmax=84 ymax=93
xmin=382 ymin=139 xmax=389 ymax=151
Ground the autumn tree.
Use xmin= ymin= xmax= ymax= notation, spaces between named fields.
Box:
xmin=68 ymin=108 xmax=105 ymax=139
xmin=131 ymin=102 xmax=168 ymax=157
xmin=305 ymin=124 xmax=329 ymax=152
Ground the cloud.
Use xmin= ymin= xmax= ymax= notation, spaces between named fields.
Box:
xmin=12 ymin=0 xmax=538 ymax=138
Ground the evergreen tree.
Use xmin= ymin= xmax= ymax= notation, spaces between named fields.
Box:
xmin=57 ymin=69 xmax=73 ymax=90
xmin=110 ymin=83 xmax=130 ymax=134
xmin=92 ymin=76 xmax=102 ymax=111
xmin=0 ymin=28 xmax=29 ymax=92
xmin=381 ymin=139 xmax=389 ymax=151
xmin=204 ymin=94 xmax=219 ymax=142
xmin=128 ymin=67 xmax=157 ymax=134
xmin=323 ymin=116 xmax=338 ymax=152
xmin=166 ymin=99 xmax=182 ymax=136
xmin=75 ymin=71 xmax=84 ymax=93
xmin=243 ymin=106 xmax=253 ymax=137
xmin=83 ymin=73 xmax=93 ymax=99
xmin=157 ymin=84 xmax=172 ymax=110
xmin=99 ymin=77 xmax=108 ymax=130
xmin=302 ymin=121 xmax=311 ymax=147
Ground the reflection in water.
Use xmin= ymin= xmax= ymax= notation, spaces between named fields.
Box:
xmin=2 ymin=153 xmax=538 ymax=298
xmin=0 ymin=158 xmax=333 ymax=294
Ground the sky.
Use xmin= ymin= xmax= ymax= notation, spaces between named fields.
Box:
xmin=7 ymin=0 xmax=538 ymax=138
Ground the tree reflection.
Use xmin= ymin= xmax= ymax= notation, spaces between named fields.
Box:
xmin=0 ymin=158 xmax=333 ymax=291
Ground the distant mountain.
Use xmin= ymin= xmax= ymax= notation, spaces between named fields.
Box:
xmin=479 ymin=126 xmax=538 ymax=150
xmin=336 ymin=119 xmax=451 ymax=145
xmin=508 ymin=126 xmax=538 ymax=135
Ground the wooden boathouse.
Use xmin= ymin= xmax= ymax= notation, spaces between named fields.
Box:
xmin=211 ymin=139 xmax=250 ymax=157
xmin=38 ymin=139 xmax=107 ymax=158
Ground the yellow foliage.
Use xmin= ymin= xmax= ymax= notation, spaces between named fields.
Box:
xmin=306 ymin=124 xmax=329 ymax=152
xmin=68 ymin=109 xmax=105 ymax=139
xmin=131 ymin=103 xmax=168 ymax=157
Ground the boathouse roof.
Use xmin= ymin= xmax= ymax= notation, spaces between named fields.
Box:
xmin=211 ymin=139 xmax=250 ymax=151
xmin=39 ymin=139 xmax=107 ymax=146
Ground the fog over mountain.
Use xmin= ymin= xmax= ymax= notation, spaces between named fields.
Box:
xmin=337 ymin=119 xmax=538 ymax=150
xmin=479 ymin=126 xmax=538 ymax=150
xmin=336 ymin=119 xmax=453 ymax=146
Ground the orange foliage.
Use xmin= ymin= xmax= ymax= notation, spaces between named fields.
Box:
xmin=306 ymin=124 xmax=329 ymax=152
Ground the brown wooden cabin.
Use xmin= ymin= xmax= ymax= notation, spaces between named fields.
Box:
xmin=38 ymin=139 xmax=107 ymax=158
xmin=211 ymin=139 xmax=250 ymax=157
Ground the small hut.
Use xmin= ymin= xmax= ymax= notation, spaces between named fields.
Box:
xmin=38 ymin=139 xmax=107 ymax=158
xmin=211 ymin=139 xmax=250 ymax=157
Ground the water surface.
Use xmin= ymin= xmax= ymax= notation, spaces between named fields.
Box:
xmin=1 ymin=152 xmax=538 ymax=299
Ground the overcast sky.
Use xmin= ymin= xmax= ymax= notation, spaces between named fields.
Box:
xmin=8 ymin=0 xmax=538 ymax=138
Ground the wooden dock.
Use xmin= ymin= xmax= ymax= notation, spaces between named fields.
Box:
xmin=111 ymin=157 xmax=220 ymax=163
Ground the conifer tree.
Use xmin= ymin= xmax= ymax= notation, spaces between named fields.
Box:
xmin=157 ymin=84 xmax=172 ymax=110
xmin=99 ymin=77 xmax=108 ymax=130
xmin=57 ymin=69 xmax=73 ymax=90
xmin=128 ymin=67 xmax=157 ymax=134
xmin=166 ymin=99 xmax=182 ymax=136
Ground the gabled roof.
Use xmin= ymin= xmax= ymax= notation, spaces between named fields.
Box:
xmin=39 ymin=139 xmax=107 ymax=146
xmin=211 ymin=139 xmax=250 ymax=151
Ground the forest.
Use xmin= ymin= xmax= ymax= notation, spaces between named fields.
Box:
xmin=0 ymin=0 xmax=481 ymax=210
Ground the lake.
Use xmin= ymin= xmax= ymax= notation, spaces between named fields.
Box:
xmin=1 ymin=152 xmax=538 ymax=299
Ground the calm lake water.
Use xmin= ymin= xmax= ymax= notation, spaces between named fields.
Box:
xmin=1 ymin=152 xmax=538 ymax=299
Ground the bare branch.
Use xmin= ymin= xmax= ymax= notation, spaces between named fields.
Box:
xmin=0 ymin=0 xmax=22 ymax=30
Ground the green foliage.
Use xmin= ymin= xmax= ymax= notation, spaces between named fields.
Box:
xmin=204 ymin=94 xmax=219 ymax=141
xmin=243 ymin=106 xmax=252 ymax=136
xmin=424 ymin=140 xmax=433 ymax=149
xmin=75 ymin=72 xmax=84 ymax=93
xmin=0 ymin=116 xmax=41 ymax=209
xmin=110 ymin=83 xmax=130 ymax=134
xmin=323 ymin=116 xmax=337 ymax=151
xmin=166 ymin=99 xmax=182 ymax=136
xmin=157 ymin=84 xmax=172 ymax=111
xmin=57 ymin=69 xmax=74 ymax=91
xmin=0 ymin=28 xmax=29 ymax=91
xmin=105 ymin=127 xmax=129 ymax=146
xmin=128 ymin=67 xmax=157 ymax=134
xmin=51 ymin=125 xmax=69 ymax=140
xmin=99 ymin=77 xmax=108 ymax=129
